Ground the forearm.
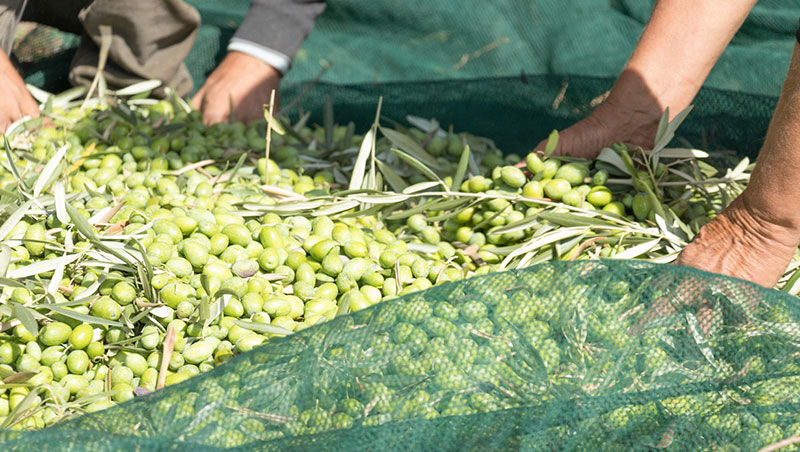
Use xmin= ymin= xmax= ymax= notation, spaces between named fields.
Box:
xmin=741 ymin=43 xmax=800 ymax=230
xmin=616 ymin=0 xmax=757 ymax=117
xmin=231 ymin=0 xmax=325 ymax=74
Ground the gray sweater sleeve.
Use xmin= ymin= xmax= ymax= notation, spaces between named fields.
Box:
xmin=229 ymin=0 xmax=325 ymax=73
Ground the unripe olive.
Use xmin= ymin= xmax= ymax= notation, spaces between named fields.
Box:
xmin=69 ymin=324 xmax=94 ymax=350
xmin=40 ymin=322 xmax=73 ymax=346
xmin=23 ymin=223 xmax=46 ymax=256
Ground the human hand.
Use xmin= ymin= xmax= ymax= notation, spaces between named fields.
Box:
xmin=191 ymin=51 xmax=281 ymax=125
xmin=628 ymin=194 xmax=793 ymax=336
xmin=524 ymin=0 xmax=758 ymax=161
xmin=0 ymin=50 xmax=40 ymax=132
xmin=677 ymin=195 xmax=799 ymax=290
xmin=528 ymin=71 xmax=663 ymax=160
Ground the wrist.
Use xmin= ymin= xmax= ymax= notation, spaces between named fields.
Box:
xmin=226 ymin=38 xmax=290 ymax=76
xmin=734 ymin=190 xmax=800 ymax=249
xmin=224 ymin=51 xmax=282 ymax=79
xmin=588 ymin=69 xmax=665 ymax=142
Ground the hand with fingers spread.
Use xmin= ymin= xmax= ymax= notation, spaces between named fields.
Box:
xmin=191 ymin=51 xmax=281 ymax=126
xmin=0 ymin=50 xmax=40 ymax=133
xmin=520 ymin=0 xmax=800 ymax=292
xmin=530 ymin=0 xmax=758 ymax=160
xmin=529 ymin=71 xmax=663 ymax=160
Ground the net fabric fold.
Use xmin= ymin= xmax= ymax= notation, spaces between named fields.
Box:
xmin=2 ymin=260 xmax=799 ymax=451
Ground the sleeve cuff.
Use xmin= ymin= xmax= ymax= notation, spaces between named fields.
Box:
xmin=227 ymin=38 xmax=292 ymax=75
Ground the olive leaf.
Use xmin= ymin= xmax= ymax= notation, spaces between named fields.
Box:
xmin=11 ymin=303 xmax=38 ymax=337
xmin=451 ymin=145 xmax=471 ymax=191
xmin=234 ymin=319 xmax=293 ymax=336
xmin=380 ymin=126 xmax=441 ymax=170
xmin=542 ymin=130 xmax=559 ymax=158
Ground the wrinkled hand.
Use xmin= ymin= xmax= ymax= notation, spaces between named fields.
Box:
xmin=677 ymin=195 xmax=799 ymax=289
xmin=630 ymin=193 xmax=800 ymax=336
xmin=528 ymin=71 xmax=666 ymax=160
xmin=0 ymin=50 xmax=39 ymax=133
xmin=191 ymin=51 xmax=281 ymax=125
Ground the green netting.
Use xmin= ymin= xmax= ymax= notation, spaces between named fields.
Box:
xmin=16 ymin=0 xmax=800 ymax=156
xmin=279 ymin=0 xmax=797 ymax=156
xmin=7 ymin=2 xmax=800 ymax=450
xmin=2 ymin=260 xmax=800 ymax=451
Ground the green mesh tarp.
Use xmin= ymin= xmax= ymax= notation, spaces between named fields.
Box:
xmin=7 ymin=3 xmax=800 ymax=450
xmin=2 ymin=260 xmax=800 ymax=451
xmin=279 ymin=0 xmax=798 ymax=156
xmin=16 ymin=0 xmax=800 ymax=155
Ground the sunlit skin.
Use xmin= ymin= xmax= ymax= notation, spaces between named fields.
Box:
xmin=0 ymin=49 xmax=40 ymax=132
xmin=540 ymin=0 xmax=800 ymax=288
xmin=192 ymin=51 xmax=281 ymax=125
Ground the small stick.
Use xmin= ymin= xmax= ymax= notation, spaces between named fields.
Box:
xmin=134 ymin=298 xmax=165 ymax=308
xmin=91 ymin=201 xmax=126 ymax=225
xmin=170 ymin=159 xmax=215 ymax=176
xmin=156 ymin=326 xmax=176 ymax=390
xmin=0 ymin=319 xmax=21 ymax=333
xmin=264 ymin=89 xmax=277 ymax=185
xmin=759 ymin=437 xmax=800 ymax=452
xmin=568 ymin=237 xmax=604 ymax=261
xmin=106 ymin=363 xmax=113 ymax=402
xmin=259 ymin=184 xmax=308 ymax=201
xmin=102 ymin=221 xmax=127 ymax=236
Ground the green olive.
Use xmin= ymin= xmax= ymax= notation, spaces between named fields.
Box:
xmin=86 ymin=342 xmax=105 ymax=359
xmin=147 ymin=241 xmax=173 ymax=264
xmin=89 ymin=297 xmax=121 ymax=321
xmin=61 ymin=374 xmax=89 ymax=394
xmin=208 ymin=233 xmax=230 ymax=256
xmin=499 ymin=166 xmax=526 ymax=188
xmin=555 ymin=163 xmax=589 ymax=186
xmin=40 ymin=322 xmax=72 ymax=346
xmin=232 ymin=259 xmax=259 ymax=278
xmin=235 ymin=334 xmax=265 ymax=353
xmin=173 ymin=216 xmax=198 ymax=236
xmin=541 ymin=159 xmax=560 ymax=179
xmin=522 ymin=180 xmax=544 ymax=201
xmin=543 ymin=178 xmax=571 ymax=201
xmin=223 ymin=297 xmax=245 ymax=317
xmin=69 ymin=324 xmax=94 ymax=350
xmin=561 ymin=189 xmax=583 ymax=207
xmin=586 ymin=186 xmax=612 ymax=207
xmin=632 ymin=193 xmax=651 ymax=221
xmin=109 ymin=365 xmax=134 ymax=386
xmin=164 ymin=372 xmax=190 ymax=386
xmin=139 ymin=325 xmax=161 ymax=350
xmin=183 ymin=241 xmax=210 ymax=267
xmin=124 ymin=352 xmax=148 ymax=377
xmin=183 ymin=340 xmax=216 ymax=365
xmin=160 ymin=283 xmax=196 ymax=308
xmin=66 ymin=350 xmax=90 ymax=374
xmin=220 ymin=277 xmax=248 ymax=299
xmin=111 ymin=383 xmax=134 ymax=403
xmin=111 ymin=281 xmax=137 ymax=305
xmin=166 ymin=257 xmax=193 ymax=278
xmin=526 ymin=153 xmax=544 ymax=174
xmin=601 ymin=201 xmax=625 ymax=216
xmin=241 ymin=292 xmax=264 ymax=315
xmin=23 ymin=222 xmax=46 ymax=256
xmin=222 ymin=223 xmax=253 ymax=247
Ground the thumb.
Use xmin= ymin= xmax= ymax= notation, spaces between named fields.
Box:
xmin=549 ymin=122 xmax=611 ymax=159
